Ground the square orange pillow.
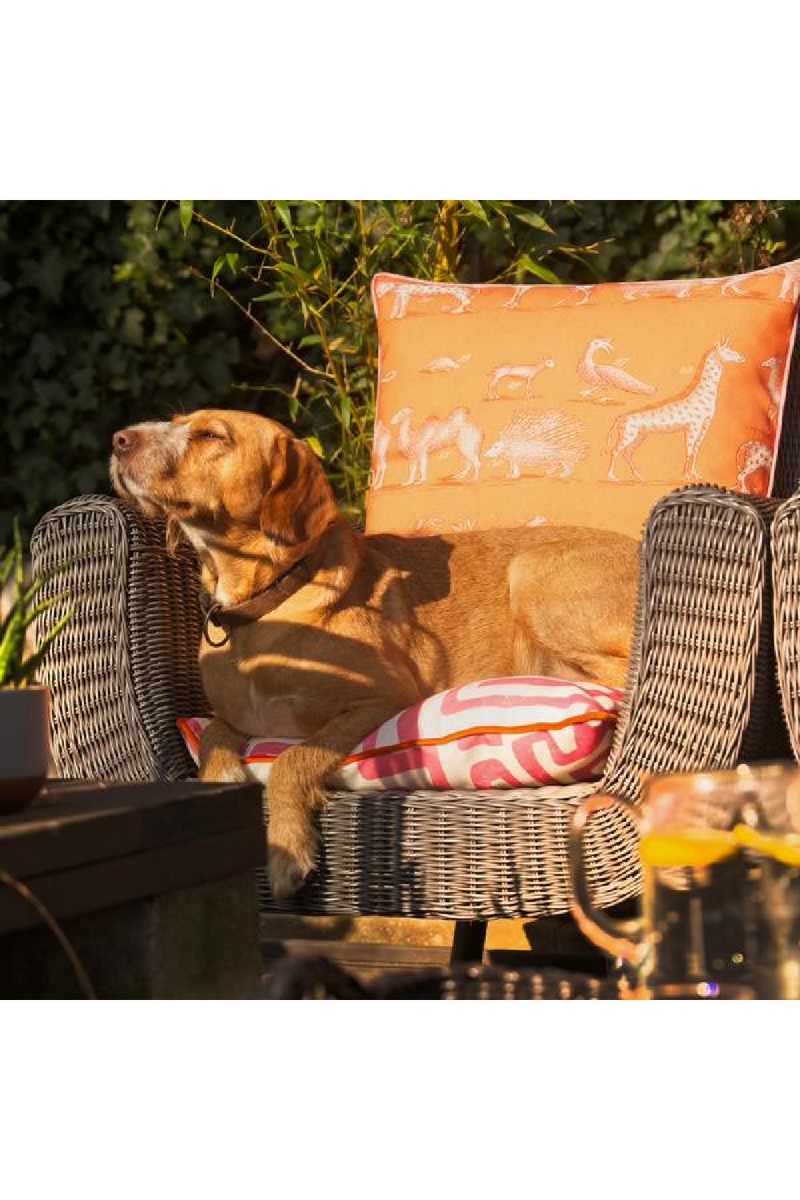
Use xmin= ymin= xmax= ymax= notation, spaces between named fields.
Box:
xmin=366 ymin=262 xmax=800 ymax=539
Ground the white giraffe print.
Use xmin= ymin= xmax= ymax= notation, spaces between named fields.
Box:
xmin=488 ymin=358 xmax=555 ymax=399
xmin=370 ymin=418 xmax=391 ymax=489
xmin=607 ymin=339 xmax=745 ymax=483
xmin=736 ymin=440 xmax=773 ymax=493
xmin=375 ymin=279 xmax=472 ymax=319
xmin=763 ymin=355 xmax=785 ymax=427
xmin=391 ymin=405 xmax=483 ymax=485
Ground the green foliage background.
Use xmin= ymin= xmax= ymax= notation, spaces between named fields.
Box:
xmin=2 ymin=200 xmax=799 ymax=541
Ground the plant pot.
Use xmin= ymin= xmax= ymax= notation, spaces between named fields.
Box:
xmin=0 ymin=686 xmax=50 ymax=814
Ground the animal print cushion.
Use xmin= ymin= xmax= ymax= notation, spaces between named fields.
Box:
xmin=177 ymin=677 xmax=624 ymax=791
xmin=366 ymin=263 xmax=800 ymax=539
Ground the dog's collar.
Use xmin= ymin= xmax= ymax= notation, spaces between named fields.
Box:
xmin=199 ymin=554 xmax=316 ymax=647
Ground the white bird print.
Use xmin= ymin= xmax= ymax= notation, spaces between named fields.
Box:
xmin=577 ymin=338 xmax=656 ymax=403
xmin=420 ymin=354 xmax=471 ymax=374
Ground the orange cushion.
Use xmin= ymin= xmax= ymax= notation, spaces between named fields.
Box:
xmin=366 ymin=263 xmax=800 ymax=538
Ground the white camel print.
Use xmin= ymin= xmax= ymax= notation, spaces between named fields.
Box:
xmin=421 ymin=354 xmax=471 ymax=374
xmin=370 ymin=419 xmax=391 ymax=489
xmin=485 ymin=411 xmax=588 ymax=479
xmin=391 ymin=405 xmax=483 ymax=485
xmin=607 ymin=339 xmax=745 ymax=483
xmin=736 ymin=440 xmax=773 ymax=493
xmin=577 ymin=338 xmax=656 ymax=403
xmin=488 ymin=358 xmax=555 ymax=399
xmin=375 ymin=279 xmax=472 ymax=319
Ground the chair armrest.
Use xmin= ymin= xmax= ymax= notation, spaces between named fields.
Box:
xmin=31 ymin=495 xmax=208 ymax=781
xmin=771 ymin=492 xmax=800 ymax=758
xmin=601 ymin=485 xmax=785 ymax=805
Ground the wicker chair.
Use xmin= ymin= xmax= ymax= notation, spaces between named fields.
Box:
xmin=771 ymin=490 xmax=800 ymax=757
xmin=31 ymin=337 xmax=800 ymax=961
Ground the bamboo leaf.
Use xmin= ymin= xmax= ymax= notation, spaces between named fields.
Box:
xmin=462 ymin=201 xmax=489 ymax=225
xmin=514 ymin=210 xmax=555 ymax=234
xmin=516 ymin=253 xmax=561 ymax=284
xmin=210 ymin=255 xmax=226 ymax=296
xmin=275 ymin=202 xmax=293 ymax=232
xmin=179 ymin=201 xmax=194 ymax=235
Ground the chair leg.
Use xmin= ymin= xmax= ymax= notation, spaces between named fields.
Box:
xmin=450 ymin=920 xmax=488 ymax=966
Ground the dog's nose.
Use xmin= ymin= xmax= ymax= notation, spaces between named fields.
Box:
xmin=113 ymin=428 xmax=139 ymax=455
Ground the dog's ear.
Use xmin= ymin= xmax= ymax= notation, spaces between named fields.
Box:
xmin=260 ymin=434 xmax=337 ymax=561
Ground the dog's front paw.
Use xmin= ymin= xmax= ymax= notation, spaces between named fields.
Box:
xmin=267 ymin=827 xmax=318 ymax=901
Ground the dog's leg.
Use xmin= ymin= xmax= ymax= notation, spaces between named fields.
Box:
xmin=198 ymin=716 xmax=247 ymax=784
xmin=266 ymin=699 xmax=403 ymax=901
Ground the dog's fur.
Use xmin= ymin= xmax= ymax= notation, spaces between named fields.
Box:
xmin=110 ymin=408 xmax=639 ymax=898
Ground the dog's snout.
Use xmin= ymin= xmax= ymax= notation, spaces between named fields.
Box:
xmin=113 ymin=428 xmax=139 ymax=455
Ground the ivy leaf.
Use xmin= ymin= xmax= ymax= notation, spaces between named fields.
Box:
xmin=179 ymin=201 xmax=194 ymax=235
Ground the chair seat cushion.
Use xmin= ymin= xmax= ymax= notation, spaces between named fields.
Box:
xmin=177 ymin=676 xmax=624 ymax=791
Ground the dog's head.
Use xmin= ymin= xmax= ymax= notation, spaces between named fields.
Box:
xmin=110 ymin=409 xmax=338 ymax=562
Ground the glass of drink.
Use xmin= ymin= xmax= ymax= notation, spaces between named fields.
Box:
xmin=569 ymin=763 xmax=800 ymax=999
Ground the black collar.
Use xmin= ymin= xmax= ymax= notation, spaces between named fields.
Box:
xmin=199 ymin=553 xmax=316 ymax=647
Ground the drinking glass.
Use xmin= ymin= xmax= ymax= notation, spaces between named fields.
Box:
xmin=569 ymin=763 xmax=800 ymax=999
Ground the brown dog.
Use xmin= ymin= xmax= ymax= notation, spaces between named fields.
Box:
xmin=110 ymin=408 xmax=639 ymax=899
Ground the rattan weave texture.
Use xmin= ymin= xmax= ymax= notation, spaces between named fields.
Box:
xmin=31 ymin=496 xmax=209 ymax=782
xmin=771 ymin=493 xmax=800 ymax=758
xmin=31 ymin=485 xmax=777 ymax=920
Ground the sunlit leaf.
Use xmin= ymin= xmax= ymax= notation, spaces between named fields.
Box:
xmin=461 ymin=200 xmax=489 ymax=225
xmin=179 ymin=201 xmax=194 ymax=235
xmin=305 ymin=436 xmax=324 ymax=458
xmin=514 ymin=210 xmax=555 ymax=235
xmin=516 ymin=253 xmax=561 ymax=284
xmin=275 ymin=202 xmax=293 ymax=232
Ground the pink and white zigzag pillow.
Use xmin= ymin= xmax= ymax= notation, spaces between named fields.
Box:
xmin=178 ymin=676 xmax=623 ymax=791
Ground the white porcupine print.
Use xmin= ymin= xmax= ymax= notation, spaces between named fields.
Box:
xmin=486 ymin=411 xmax=588 ymax=479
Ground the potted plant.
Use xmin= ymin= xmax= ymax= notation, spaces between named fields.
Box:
xmin=0 ymin=520 xmax=73 ymax=813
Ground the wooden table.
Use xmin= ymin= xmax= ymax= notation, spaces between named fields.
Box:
xmin=0 ymin=779 xmax=266 ymax=999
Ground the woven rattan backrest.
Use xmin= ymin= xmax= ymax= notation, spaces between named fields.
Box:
xmin=31 ymin=495 xmax=208 ymax=781
xmin=600 ymin=486 xmax=776 ymax=802
xmin=771 ymin=319 xmax=800 ymax=498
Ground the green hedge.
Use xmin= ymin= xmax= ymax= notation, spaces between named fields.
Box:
xmin=2 ymin=200 xmax=798 ymax=541
xmin=0 ymin=201 xmax=247 ymax=542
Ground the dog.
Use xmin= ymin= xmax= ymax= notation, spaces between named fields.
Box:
xmin=110 ymin=408 xmax=639 ymax=899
